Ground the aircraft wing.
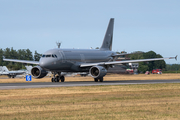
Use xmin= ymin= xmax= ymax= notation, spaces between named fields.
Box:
xmin=8 ymin=71 xmax=26 ymax=75
xmin=0 ymin=72 xmax=9 ymax=75
xmin=80 ymin=56 xmax=177 ymax=67
xmin=3 ymin=59 xmax=39 ymax=65
xmin=0 ymin=71 xmax=25 ymax=75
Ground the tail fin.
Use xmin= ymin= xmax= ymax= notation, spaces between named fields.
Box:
xmin=1 ymin=66 xmax=9 ymax=72
xmin=25 ymin=66 xmax=32 ymax=75
xmin=0 ymin=66 xmax=3 ymax=72
xmin=100 ymin=18 xmax=114 ymax=51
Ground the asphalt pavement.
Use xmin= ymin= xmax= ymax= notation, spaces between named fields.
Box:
xmin=0 ymin=79 xmax=180 ymax=90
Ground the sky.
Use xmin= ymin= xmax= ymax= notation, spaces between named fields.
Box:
xmin=0 ymin=0 xmax=179 ymax=64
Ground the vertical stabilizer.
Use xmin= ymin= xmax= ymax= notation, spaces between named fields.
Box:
xmin=25 ymin=66 xmax=33 ymax=75
xmin=0 ymin=66 xmax=3 ymax=73
xmin=100 ymin=18 xmax=114 ymax=51
xmin=2 ymin=66 xmax=9 ymax=72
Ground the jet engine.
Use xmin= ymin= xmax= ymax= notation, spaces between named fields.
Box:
xmin=31 ymin=66 xmax=48 ymax=78
xmin=89 ymin=66 xmax=107 ymax=79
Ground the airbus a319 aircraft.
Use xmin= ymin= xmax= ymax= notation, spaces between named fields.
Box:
xmin=4 ymin=18 xmax=177 ymax=82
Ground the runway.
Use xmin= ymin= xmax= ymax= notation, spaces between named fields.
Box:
xmin=0 ymin=79 xmax=180 ymax=90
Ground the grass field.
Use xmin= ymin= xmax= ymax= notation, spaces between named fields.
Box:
xmin=0 ymin=74 xmax=180 ymax=119
xmin=0 ymin=73 xmax=180 ymax=83
xmin=1 ymin=83 xmax=180 ymax=119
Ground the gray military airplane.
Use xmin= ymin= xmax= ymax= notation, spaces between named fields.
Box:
xmin=3 ymin=18 xmax=177 ymax=82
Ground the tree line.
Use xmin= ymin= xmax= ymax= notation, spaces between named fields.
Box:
xmin=128 ymin=51 xmax=166 ymax=73
xmin=165 ymin=64 xmax=180 ymax=73
xmin=0 ymin=48 xmax=178 ymax=73
xmin=0 ymin=47 xmax=42 ymax=70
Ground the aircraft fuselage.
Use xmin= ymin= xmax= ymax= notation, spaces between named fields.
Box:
xmin=39 ymin=48 xmax=115 ymax=72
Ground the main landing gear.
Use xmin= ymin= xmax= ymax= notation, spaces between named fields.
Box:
xmin=51 ymin=72 xmax=65 ymax=82
xmin=94 ymin=77 xmax=103 ymax=82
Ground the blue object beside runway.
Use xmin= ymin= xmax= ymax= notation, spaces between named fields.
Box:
xmin=26 ymin=75 xmax=32 ymax=81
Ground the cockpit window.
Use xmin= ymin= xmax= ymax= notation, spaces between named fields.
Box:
xmin=41 ymin=54 xmax=57 ymax=58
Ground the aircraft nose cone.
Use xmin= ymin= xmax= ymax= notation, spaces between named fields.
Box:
xmin=39 ymin=59 xmax=47 ymax=68
xmin=39 ymin=58 xmax=54 ymax=69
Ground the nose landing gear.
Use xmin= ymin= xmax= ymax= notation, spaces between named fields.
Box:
xmin=94 ymin=77 xmax=103 ymax=82
xmin=51 ymin=72 xmax=65 ymax=82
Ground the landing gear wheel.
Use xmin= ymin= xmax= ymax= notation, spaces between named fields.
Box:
xmin=99 ymin=78 xmax=103 ymax=82
xmin=56 ymin=76 xmax=60 ymax=82
xmin=94 ymin=78 xmax=98 ymax=82
xmin=51 ymin=78 xmax=58 ymax=82
xmin=51 ymin=78 xmax=54 ymax=82
xmin=60 ymin=76 xmax=65 ymax=82
xmin=54 ymin=78 xmax=57 ymax=82
xmin=51 ymin=72 xmax=65 ymax=83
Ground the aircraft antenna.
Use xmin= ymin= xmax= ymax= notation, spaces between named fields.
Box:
xmin=56 ymin=41 xmax=61 ymax=48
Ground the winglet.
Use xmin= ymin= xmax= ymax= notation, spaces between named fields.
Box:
xmin=175 ymin=55 xmax=178 ymax=61
xmin=169 ymin=55 xmax=178 ymax=60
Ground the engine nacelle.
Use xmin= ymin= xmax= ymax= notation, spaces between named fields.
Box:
xmin=31 ymin=66 xmax=48 ymax=78
xmin=89 ymin=66 xmax=107 ymax=79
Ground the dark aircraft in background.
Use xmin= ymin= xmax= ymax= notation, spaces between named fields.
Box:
xmin=4 ymin=18 xmax=177 ymax=82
